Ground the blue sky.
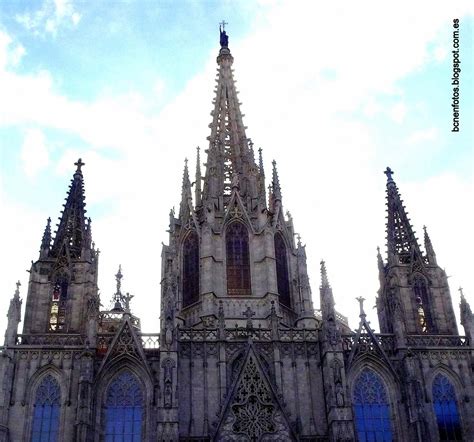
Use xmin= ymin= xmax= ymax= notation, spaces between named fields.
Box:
xmin=0 ymin=0 xmax=472 ymax=332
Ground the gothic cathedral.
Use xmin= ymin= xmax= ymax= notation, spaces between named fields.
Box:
xmin=1 ymin=28 xmax=473 ymax=442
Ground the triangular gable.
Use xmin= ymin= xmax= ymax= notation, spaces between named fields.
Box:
xmin=97 ymin=317 xmax=149 ymax=375
xmin=347 ymin=316 xmax=396 ymax=376
xmin=214 ymin=345 xmax=295 ymax=441
xmin=223 ymin=188 xmax=255 ymax=233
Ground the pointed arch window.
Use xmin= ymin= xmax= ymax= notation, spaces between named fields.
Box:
xmin=413 ymin=276 xmax=434 ymax=333
xmin=226 ymin=222 xmax=251 ymax=295
xmin=432 ymin=374 xmax=462 ymax=441
xmin=353 ymin=369 xmax=393 ymax=442
xmin=31 ymin=375 xmax=61 ymax=442
xmin=104 ymin=371 xmax=143 ymax=441
xmin=49 ymin=276 xmax=68 ymax=331
xmin=183 ymin=231 xmax=200 ymax=307
xmin=274 ymin=233 xmax=291 ymax=308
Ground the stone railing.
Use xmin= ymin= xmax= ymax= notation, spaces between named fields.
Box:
xmin=342 ymin=333 xmax=396 ymax=355
xmin=406 ymin=335 xmax=469 ymax=348
xmin=15 ymin=334 xmax=85 ymax=347
xmin=141 ymin=334 xmax=160 ymax=349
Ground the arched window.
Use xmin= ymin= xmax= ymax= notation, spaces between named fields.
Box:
xmin=104 ymin=371 xmax=143 ymax=441
xmin=182 ymin=231 xmax=199 ymax=307
xmin=274 ymin=233 xmax=290 ymax=308
xmin=353 ymin=369 xmax=393 ymax=442
xmin=413 ymin=277 xmax=434 ymax=333
xmin=432 ymin=374 xmax=462 ymax=441
xmin=31 ymin=375 xmax=61 ymax=442
xmin=49 ymin=277 xmax=68 ymax=332
xmin=226 ymin=223 xmax=251 ymax=295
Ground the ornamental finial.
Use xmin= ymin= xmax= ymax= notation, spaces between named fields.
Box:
xmin=219 ymin=21 xmax=229 ymax=48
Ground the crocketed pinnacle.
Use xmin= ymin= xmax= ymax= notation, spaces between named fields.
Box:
xmin=320 ymin=260 xmax=336 ymax=321
xmin=40 ymin=217 xmax=52 ymax=257
xmin=272 ymin=160 xmax=282 ymax=202
xmin=195 ymin=147 xmax=202 ymax=207
xmin=384 ymin=167 xmax=421 ymax=264
xmin=50 ymin=159 xmax=89 ymax=259
xmin=423 ymin=225 xmax=437 ymax=265
xmin=179 ymin=158 xmax=192 ymax=218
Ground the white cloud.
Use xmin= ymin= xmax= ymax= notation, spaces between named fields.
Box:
xmin=16 ymin=0 xmax=81 ymax=36
xmin=406 ymin=127 xmax=438 ymax=144
xmin=389 ymin=102 xmax=407 ymax=124
xmin=20 ymin=128 xmax=50 ymax=179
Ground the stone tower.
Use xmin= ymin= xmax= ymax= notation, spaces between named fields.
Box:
xmin=0 ymin=27 xmax=472 ymax=442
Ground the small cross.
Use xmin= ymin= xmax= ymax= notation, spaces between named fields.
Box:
xmin=16 ymin=280 xmax=21 ymax=290
xmin=243 ymin=306 xmax=255 ymax=329
xmin=219 ymin=20 xmax=228 ymax=31
xmin=384 ymin=167 xmax=394 ymax=181
xmin=74 ymin=158 xmax=85 ymax=172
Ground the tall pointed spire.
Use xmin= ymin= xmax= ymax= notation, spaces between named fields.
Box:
xmin=423 ymin=225 xmax=437 ymax=265
xmin=195 ymin=146 xmax=202 ymax=207
xmin=39 ymin=217 xmax=52 ymax=258
xmin=51 ymin=158 xmax=88 ymax=259
xmin=179 ymin=158 xmax=192 ymax=218
xmin=203 ymin=24 xmax=257 ymax=206
xmin=384 ymin=167 xmax=421 ymax=264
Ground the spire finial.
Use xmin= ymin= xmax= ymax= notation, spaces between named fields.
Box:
xmin=356 ymin=296 xmax=366 ymax=318
xmin=14 ymin=280 xmax=21 ymax=298
xmin=384 ymin=166 xmax=394 ymax=182
xmin=195 ymin=146 xmax=202 ymax=206
xmin=74 ymin=158 xmax=85 ymax=174
xmin=320 ymin=260 xmax=330 ymax=288
xmin=459 ymin=286 xmax=465 ymax=300
xmin=112 ymin=265 xmax=124 ymax=312
xmin=219 ymin=21 xmax=229 ymax=48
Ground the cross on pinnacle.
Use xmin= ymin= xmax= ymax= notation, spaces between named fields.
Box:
xmin=74 ymin=158 xmax=85 ymax=173
xmin=219 ymin=20 xmax=228 ymax=30
xmin=356 ymin=296 xmax=366 ymax=318
xmin=384 ymin=167 xmax=394 ymax=181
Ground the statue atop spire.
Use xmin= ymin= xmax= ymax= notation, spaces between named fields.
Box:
xmin=219 ymin=21 xmax=229 ymax=48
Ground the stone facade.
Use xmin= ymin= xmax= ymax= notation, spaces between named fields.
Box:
xmin=0 ymin=28 xmax=473 ymax=442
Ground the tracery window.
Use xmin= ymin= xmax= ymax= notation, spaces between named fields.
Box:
xmin=413 ymin=277 xmax=433 ymax=333
xmin=49 ymin=277 xmax=68 ymax=331
xmin=274 ymin=233 xmax=291 ymax=308
xmin=31 ymin=375 xmax=61 ymax=442
xmin=104 ymin=371 xmax=143 ymax=442
xmin=182 ymin=231 xmax=199 ymax=307
xmin=226 ymin=223 xmax=251 ymax=295
xmin=353 ymin=369 xmax=393 ymax=442
xmin=432 ymin=374 xmax=462 ymax=441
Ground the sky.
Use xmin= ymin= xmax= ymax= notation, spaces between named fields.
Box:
xmin=0 ymin=0 xmax=473 ymax=334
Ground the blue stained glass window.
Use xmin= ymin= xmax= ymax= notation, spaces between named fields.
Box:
xmin=432 ymin=374 xmax=462 ymax=441
xmin=31 ymin=375 xmax=61 ymax=442
xmin=105 ymin=371 xmax=143 ymax=442
xmin=353 ymin=369 xmax=393 ymax=442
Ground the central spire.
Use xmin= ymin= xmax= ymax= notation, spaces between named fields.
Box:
xmin=202 ymin=25 xmax=260 ymax=206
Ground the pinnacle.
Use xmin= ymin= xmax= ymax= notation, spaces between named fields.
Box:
xmin=320 ymin=260 xmax=330 ymax=288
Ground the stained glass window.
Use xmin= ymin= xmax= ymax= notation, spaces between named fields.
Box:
xmin=31 ymin=375 xmax=61 ymax=442
xmin=104 ymin=371 xmax=143 ymax=442
xmin=226 ymin=223 xmax=251 ymax=295
xmin=274 ymin=233 xmax=291 ymax=308
xmin=182 ymin=231 xmax=199 ymax=307
xmin=413 ymin=277 xmax=434 ymax=333
xmin=353 ymin=369 xmax=393 ymax=442
xmin=432 ymin=374 xmax=462 ymax=441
